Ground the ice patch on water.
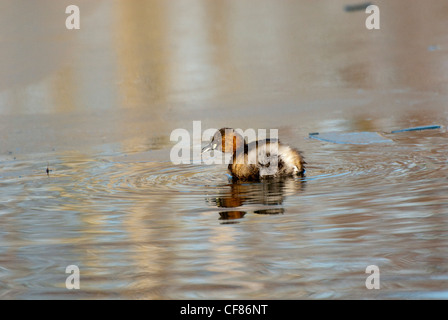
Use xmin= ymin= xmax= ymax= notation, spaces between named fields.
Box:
xmin=309 ymin=131 xmax=393 ymax=145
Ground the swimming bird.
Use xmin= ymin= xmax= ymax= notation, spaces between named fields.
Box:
xmin=202 ymin=128 xmax=305 ymax=181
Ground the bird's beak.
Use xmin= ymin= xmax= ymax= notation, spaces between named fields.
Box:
xmin=201 ymin=142 xmax=217 ymax=153
xmin=201 ymin=143 xmax=212 ymax=154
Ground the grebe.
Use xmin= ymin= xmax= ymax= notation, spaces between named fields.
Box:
xmin=202 ymin=128 xmax=305 ymax=181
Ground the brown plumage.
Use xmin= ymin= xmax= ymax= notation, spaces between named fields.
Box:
xmin=202 ymin=128 xmax=305 ymax=181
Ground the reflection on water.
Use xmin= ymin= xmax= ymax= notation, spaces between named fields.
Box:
xmin=210 ymin=178 xmax=305 ymax=222
xmin=1 ymin=0 xmax=448 ymax=299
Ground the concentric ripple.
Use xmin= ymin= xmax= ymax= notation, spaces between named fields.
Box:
xmin=43 ymin=157 xmax=232 ymax=207
xmin=105 ymin=161 xmax=230 ymax=196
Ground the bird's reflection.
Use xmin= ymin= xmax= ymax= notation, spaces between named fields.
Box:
xmin=208 ymin=177 xmax=306 ymax=222
xmin=218 ymin=211 xmax=246 ymax=222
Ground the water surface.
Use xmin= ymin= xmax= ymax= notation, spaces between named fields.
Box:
xmin=1 ymin=0 xmax=448 ymax=299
